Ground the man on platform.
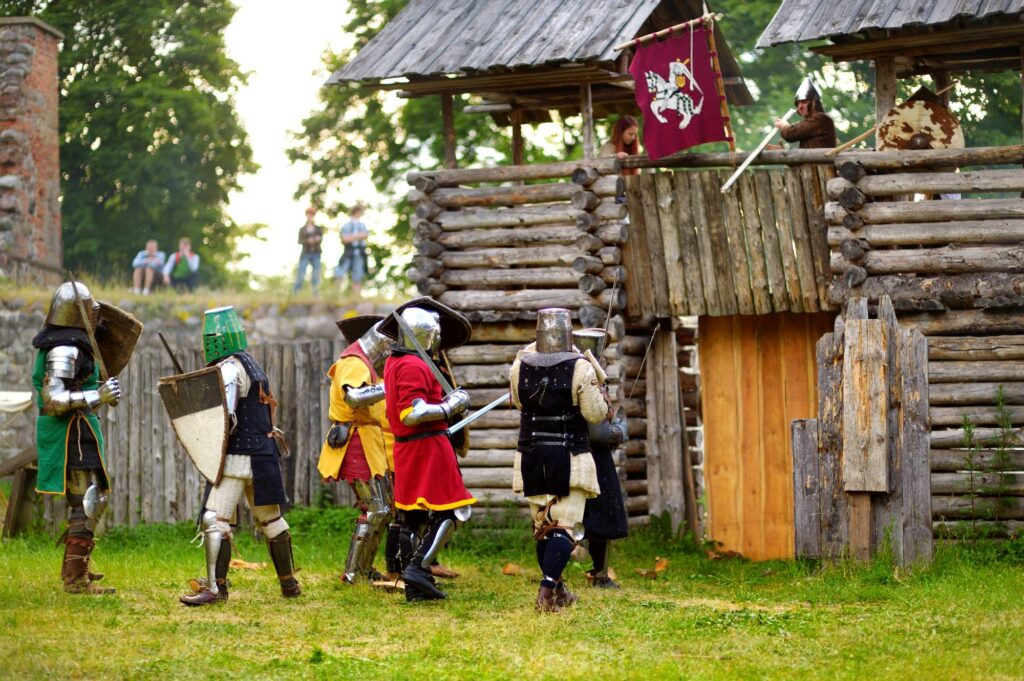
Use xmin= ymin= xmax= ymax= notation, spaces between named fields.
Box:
xmin=317 ymin=314 xmax=398 ymax=585
xmin=379 ymin=297 xmax=476 ymax=602
xmin=180 ymin=306 xmax=300 ymax=606
xmin=573 ymin=329 xmax=629 ymax=589
xmin=33 ymin=281 xmax=123 ymax=594
xmin=510 ymin=309 xmax=611 ymax=612
xmin=774 ymin=78 xmax=836 ymax=149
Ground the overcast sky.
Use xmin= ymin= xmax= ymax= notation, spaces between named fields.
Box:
xmin=224 ymin=0 xmax=361 ymax=280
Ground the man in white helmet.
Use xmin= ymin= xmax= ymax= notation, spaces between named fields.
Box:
xmin=774 ymin=77 xmax=836 ymax=149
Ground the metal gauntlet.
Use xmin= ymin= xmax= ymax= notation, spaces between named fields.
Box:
xmin=344 ymin=384 xmax=385 ymax=408
xmin=401 ymin=389 xmax=470 ymax=426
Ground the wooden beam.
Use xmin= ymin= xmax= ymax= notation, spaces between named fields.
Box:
xmin=441 ymin=94 xmax=456 ymax=170
xmin=581 ymin=82 xmax=595 ymax=161
xmin=874 ymin=57 xmax=897 ymax=150
xmin=511 ymin=109 xmax=524 ymax=166
xmin=812 ymin=24 xmax=1024 ymax=62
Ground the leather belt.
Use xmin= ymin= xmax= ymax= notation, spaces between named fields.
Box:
xmin=395 ymin=430 xmax=449 ymax=443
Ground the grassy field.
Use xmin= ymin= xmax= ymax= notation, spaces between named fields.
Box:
xmin=2 ymin=507 xmax=1023 ymax=681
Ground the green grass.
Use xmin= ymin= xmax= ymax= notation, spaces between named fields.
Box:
xmin=2 ymin=508 xmax=1023 ymax=680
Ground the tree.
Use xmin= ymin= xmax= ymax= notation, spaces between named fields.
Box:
xmin=1 ymin=0 xmax=257 ymax=286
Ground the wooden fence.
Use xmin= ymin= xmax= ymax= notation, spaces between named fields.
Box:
xmin=825 ymin=147 xmax=1024 ymax=538
xmin=790 ymin=297 xmax=932 ymax=565
xmin=623 ymin=167 xmax=835 ymax=318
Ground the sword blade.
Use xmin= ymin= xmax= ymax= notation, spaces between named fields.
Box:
xmin=392 ymin=311 xmax=455 ymax=394
xmin=448 ymin=391 xmax=511 ymax=435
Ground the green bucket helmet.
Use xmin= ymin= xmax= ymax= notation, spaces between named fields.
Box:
xmin=203 ymin=306 xmax=247 ymax=364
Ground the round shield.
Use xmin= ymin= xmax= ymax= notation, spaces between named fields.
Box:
xmin=878 ymin=100 xmax=964 ymax=150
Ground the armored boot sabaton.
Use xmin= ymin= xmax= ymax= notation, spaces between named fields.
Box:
xmin=268 ymin=530 xmax=301 ymax=598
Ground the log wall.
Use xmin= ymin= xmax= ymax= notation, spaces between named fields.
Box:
xmin=826 ymin=148 xmax=1024 ymax=538
xmin=405 ymin=160 xmax=697 ymax=529
xmin=623 ymin=167 xmax=835 ymax=317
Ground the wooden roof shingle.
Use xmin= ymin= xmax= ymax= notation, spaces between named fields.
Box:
xmin=756 ymin=0 xmax=1024 ymax=48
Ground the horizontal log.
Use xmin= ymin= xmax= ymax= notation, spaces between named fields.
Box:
xmin=572 ymin=191 xmax=600 ymax=211
xmin=837 ymin=145 xmax=1024 ymax=170
xmin=572 ymin=166 xmax=600 ymax=186
xmin=447 ymin=344 xmax=521 ymax=364
xmin=462 ymin=449 xmax=516 ymax=467
xmin=410 ymin=217 xmax=442 ymax=240
xmin=441 ymin=267 xmax=580 ymax=288
xmin=930 ymin=405 xmax=1024 ymax=426
xmin=838 ymin=161 xmax=867 ymax=184
xmin=601 ymin=265 xmax=626 ymax=286
xmin=621 ymin=335 xmax=651 ymax=355
xmin=439 ymin=289 xmax=592 ymax=311
xmin=825 ymin=199 xmax=1024 ymax=225
xmin=598 ymin=246 xmax=622 ymax=265
xmin=838 ymin=187 xmax=867 ymax=211
xmin=407 ymin=159 xmax=618 ymax=187
xmin=625 ymin=458 xmax=646 ymax=474
xmin=471 ymin=410 xmax=520 ymax=429
xmin=467 ymin=429 xmax=518 ymax=449
xmin=594 ymin=287 xmax=626 ymax=311
xmin=592 ymin=175 xmax=625 ymax=197
xmin=440 ymin=245 xmax=581 ymax=269
xmin=623 ymin=480 xmax=647 ymax=495
xmin=931 ymin=494 xmax=1024 ymax=519
xmin=415 ymin=278 xmax=447 ymax=297
xmin=467 ymin=323 xmax=537 ymax=343
xmin=828 ymin=219 xmax=1024 ymax=247
xmin=407 ymin=188 xmax=428 ymax=204
xmin=625 ymin=495 xmax=649 ymax=513
xmin=469 ymin=388 xmax=515 ymax=408
xmin=467 ymin=488 xmax=528 ymax=507
xmin=930 ymin=449 xmax=1024 ymax=472
xmin=434 ymin=183 xmax=578 ymax=209
xmin=931 ymin=427 xmax=1024 ymax=449
xmin=576 ymin=213 xmax=599 ymax=232
xmin=622 ymin=439 xmax=646 ymax=457
xmin=578 ymin=274 xmax=606 ymax=294
xmin=832 ymin=246 xmax=1024 ymax=275
xmin=595 ymin=222 xmax=628 ymax=244
xmin=594 ymin=201 xmax=628 ymax=221
xmin=827 ymin=273 xmax=1024 ymax=310
xmin=415 ymin=201 xmax=443 ymax=220
xmin=461 ymin=467 xmax=514 ymax=488
xmin=899 ymin=309 xmax=1024 ymax=336
xmin=576 ymin=234 xmax=604 ymax=253
xmin=929 ymin=382 xmax=1024 ymax=405
xmin=620 ymin=149 xmax=834 ymax=169
xmin=0 ymin=447 xmax=34 ymax=478
xmin=454 ymin=364 xmax=515 ymax=388
xmin=617 ymin=380 xmax=646 ymax=401
xmin=628 ymin=418 xmax=646 ymax=438
xmin=411 ymin=176 xmax=438 ymax=193
xmin=415 ymin=239 xmax=445 ymax=258
xmin=933 ymin=520 xmax=1024 ymax=538
xmin=929 ymin=336 xmax=1024 ymax=361
xmin=573 ymin=255 xmax=604 ymax=274
xmin=436 ymin=205 xmax=586 ymax=230
xmin=829 ymin=169 xmax=1024 ymax=198
xmin=929 ymin=361 xmax=1024 ymax=383
xmin=437 ymin=224 xmax=580 ymax=249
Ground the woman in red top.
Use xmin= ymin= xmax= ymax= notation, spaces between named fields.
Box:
xmin=380 ymin=297 xmax=474 ymax=601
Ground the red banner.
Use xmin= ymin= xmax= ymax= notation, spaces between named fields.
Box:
xmin=629 ymin=27 xmax=728 ymax=160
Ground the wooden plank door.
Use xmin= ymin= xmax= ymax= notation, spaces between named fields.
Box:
xmin=701 ymin=312 xmax=835 ymax=560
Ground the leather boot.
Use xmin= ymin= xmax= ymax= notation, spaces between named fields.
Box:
xmin=535 ymin=585 xmax=561 ymax=613
xmin=62 ymin=537 xmax=115 ymax=595
xmin=402 ymin=563 xmax=446 ymax=601
xmin=268 ymin=531 xmax=301 ymax=598
xmin=587 ymin=569 xmax=621 ymax=589
xmin=554 ymin=580 xmax=578 ymax=607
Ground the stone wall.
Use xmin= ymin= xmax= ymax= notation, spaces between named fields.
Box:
xmin=0 ymin=297 xmax=391 ymax=462
xmin=0 ymin=18 xmax=63 ymax=285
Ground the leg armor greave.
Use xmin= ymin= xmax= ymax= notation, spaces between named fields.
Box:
xmin=342 ymin=520 xmax=373 ymax=584
xmin=416 ymin=511 xmax=456 ymax=570
xmin=385 ymin=523 xmax=402 ymax=575
xmin=267 ymin=530 xmax=301 ymax=598
xmin=200 ymin=510 xmax=225 ymax=596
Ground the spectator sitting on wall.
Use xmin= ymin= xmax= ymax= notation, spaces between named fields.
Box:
xmin=335 ymin=204 xmax=370 ymax=296
xmin=163 ymin=237 xmax=200 ymax=291
xmin=598 ymin=115 xmax=640 ymax=177
xmin=131 ymin=239 xmax=165 ymax=295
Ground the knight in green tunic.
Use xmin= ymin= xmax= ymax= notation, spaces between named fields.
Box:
xmin=32 ymin=281 xmax=123 ymax=595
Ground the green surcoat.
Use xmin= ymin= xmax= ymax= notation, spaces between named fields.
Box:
xmin=32 ymin=350 xmax=107 ymax=495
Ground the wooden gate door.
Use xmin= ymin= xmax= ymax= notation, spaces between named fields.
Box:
xmin=700 ymin=312 xmax=835 ymax=560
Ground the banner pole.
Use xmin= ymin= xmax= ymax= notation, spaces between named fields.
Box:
xmin=613 ymin=12 xmax=723 ymax=52
xmin=704 ymin=17 xmax=736 ymax=159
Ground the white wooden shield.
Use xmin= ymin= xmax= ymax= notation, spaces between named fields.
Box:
xmin=158 ymin=366 xmax=229 ymax=486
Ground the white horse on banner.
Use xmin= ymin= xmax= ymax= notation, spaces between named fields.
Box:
xmin=644 ymin=59 xmax=704 ymax=130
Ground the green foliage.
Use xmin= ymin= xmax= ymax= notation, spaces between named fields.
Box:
xmin=0 ymin=0 xmax=257 ymax=287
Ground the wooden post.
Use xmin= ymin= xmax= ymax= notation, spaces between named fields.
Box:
xmin=791 ymin=419 xmax=821 ymax=559
xmin=874 ymin=57 xmax=897 ymax=150
xmin=441 ymin=93 xmax=456 ymax=169
xmin=933 ymin=71 xmax=950 ymax=108
xmin=580 ymin=82 xmax=595 ymax=161
xmin=3 ymin=466 xmax=37 ymax=539
xmin=511 ymin=109 xmax=524 ymax=166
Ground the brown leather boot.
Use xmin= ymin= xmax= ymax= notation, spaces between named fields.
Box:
xmin=554 ymin=580 xmax=578 ymax=608
xmin=535 ymin=585 xmax=561 ymax=613
xmin=62 ymin=537 xmax=115 ymax=595
xmin=180 ymin=579 xmax=229 ymax=606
